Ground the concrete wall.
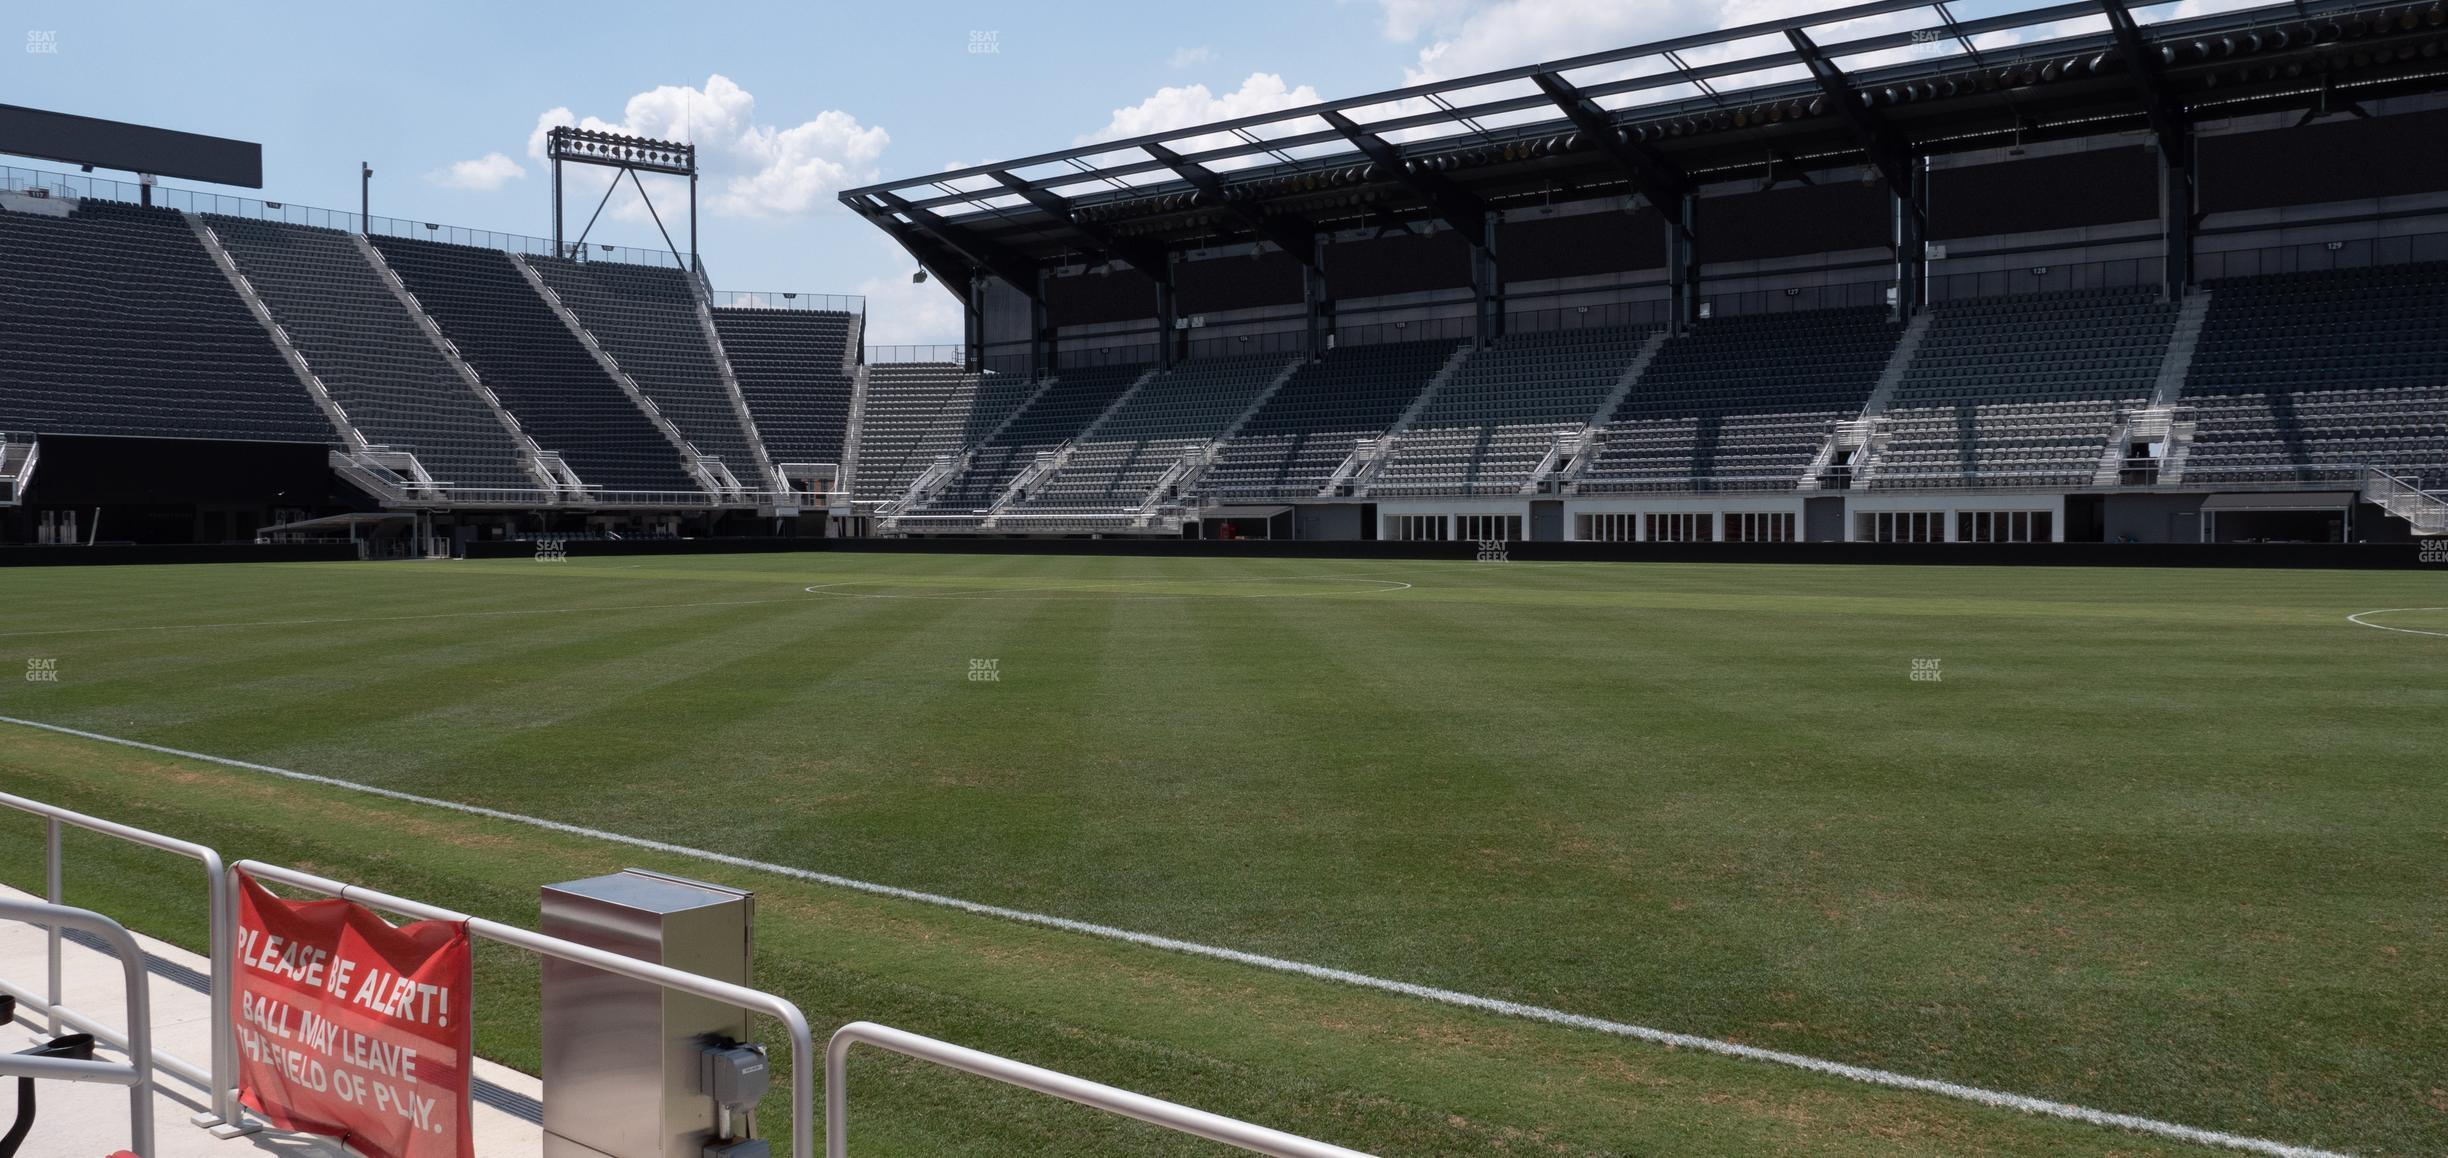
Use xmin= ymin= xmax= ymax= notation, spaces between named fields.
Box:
xmin=1294 ymin=503 xmax=1371 ymax=541
xmin=2103 ymin=492 xmax=2207 ymax=544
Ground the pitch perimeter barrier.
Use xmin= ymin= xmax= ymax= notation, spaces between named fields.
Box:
xmin=458 ymin=536 xmax=2433 ymax=567
xmin=0 ymin=543 xmax=359 ymax=567
xmin=0 ymin=792 xmax=1376 ymax=1158
xmin=0 ymin=897 xmax=158 ymax=1157
xmin=0 ymin=791 xmax=250 ymax=1136
xmin=0 ymin=536 xmax=2429 ymax=568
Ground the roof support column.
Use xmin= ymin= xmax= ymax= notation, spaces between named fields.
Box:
xmin=1031 ymin=269 xmax=1053 ymax=376
xmin=964 ymin=274 xmax=986 ymax=373
xmin=1305 ymin=237 xmax=1332 ymax=357
xmin=1667 ymin=193 xmax=1698 ymax=333
xmin=1156 ymin=269 xmax=1180 ymax=369
xmin=1897 ymin=158 xmax=1926 ymax=318
xmin=1473 ymin=213 xmax=1502 ymax=348
xmin=2160 ymin=130 xmax=2194 ymax=300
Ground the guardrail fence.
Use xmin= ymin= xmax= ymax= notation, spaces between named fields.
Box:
xmin=0 ymin=793 xmax=1374 ymax=1157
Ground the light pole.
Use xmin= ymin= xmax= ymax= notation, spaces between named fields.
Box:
xmin=360 ymin=162 xmax=372 ymax=234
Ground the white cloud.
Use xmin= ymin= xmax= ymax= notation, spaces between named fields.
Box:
xmin=855 ymin=264 xmax=965 ymax=346
xmin=1168 ymin=45 xmax=1217 ymax=70
xmin=1377 ymin=0 xmax=1475 ymax=41
xmin=1394 ymin=0 xmax=1723 ymax=84
xmin=428 ymin=152 xmax=526 ymax=191
xmin=526 ymin=74 xmax=888 ymax=219
xmin=1079 ymin=72 xmax=1324 ymax=145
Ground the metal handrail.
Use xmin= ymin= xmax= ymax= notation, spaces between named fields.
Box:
xmin=233 ymin=860 xmax=818 ymax=1158
xmin=0 ymin=898 xmax=157 ymax=1158
xmin=0 ymin=791 xmax=245 ymax=1134
xmin=825 ymin=1022 xmax=1372 ymax=1158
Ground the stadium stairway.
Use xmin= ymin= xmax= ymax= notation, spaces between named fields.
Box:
xmin=893 ymin=363 xmax=1154 ymax=526
xmin=1369 ymin=325 xmax=1662 ymax=496
xmin=711 ymin=307 xmax=859 ymax=475
xmin=1201 ymin=339 xmax=1464 ymax=500
xmin=2176 ymin=263 xmax=2448 ymax=492
xmin=1576 ymin=307 xmax=1903 ymax=494
xmin=1003 ymin=351 xmax=1302 ymax=523
xmin=369 ymin=235 xmax=703 ymax=495
xmin=523 ymin=256 xmax=772 ymax=491
xmin=851 ymin=362 xmax=1017 ymax=506
xmin=201 ymin=215 xmax=548 ymax=500
xmin=1860 ymin=288 xmax=2176 ymax=491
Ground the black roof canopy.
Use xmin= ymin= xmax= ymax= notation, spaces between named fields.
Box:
xmin=846 ymin=0 xmax=2448 ymax=283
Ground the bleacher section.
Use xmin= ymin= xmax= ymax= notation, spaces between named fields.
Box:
xmin=1870 ymin=289 xmax=2174 ymax=489
xmin=206 ymin=216 xmax=540 ymax=493
xmin=525 ymin=257 xmax=765 ymax=481
xmin=1203 ymin=340 xmax=1460 ymax=497
xmin=903 ymin=364 xmax=1149 ymax=516
xmin=1015 ymin=353 xmax=1296 ymax=512
xmin=0 ymin=201 xmax=331 ymax=443
xmin=1373 ymin=326 xmax=1655 ymax=494
xmin=712 ymin=309 xmax=858 ymax=466
xmin=370 ymin=236 xmax=699 ymax=493
xmin=2181 ymin=264 xmax=2448 ymax=490
xmin=849 ymin=363 xmax=987 ymax=503
xmin=1578 ymin=308 xmax=1900 ymax=492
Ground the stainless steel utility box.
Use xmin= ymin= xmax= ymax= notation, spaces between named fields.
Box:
xmin=540 ymin=869 xmax=755 ymax=1158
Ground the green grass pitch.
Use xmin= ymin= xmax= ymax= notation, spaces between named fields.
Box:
xmin=1 ymin=553 xmax=2442 ymax=1155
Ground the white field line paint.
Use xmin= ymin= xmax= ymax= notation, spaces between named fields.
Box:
xmin=0 ymin=718 xmax=2345 ymax=1158
xmin=0 ymin=598 xmax=808 ymax=640
xmin=802 ymin=576 xmax=1412 ymax=600
xmin=2345 ymin=607 xmax=2448 ymax=638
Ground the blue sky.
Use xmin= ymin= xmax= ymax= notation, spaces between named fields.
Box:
xmin=10 ymin=0 xmax=2245 ymax=343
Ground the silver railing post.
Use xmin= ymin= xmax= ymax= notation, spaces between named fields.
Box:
xmin=198 ymin=844 xmax=241 ymax=1133
xmin=44 ymin=815 xmax=62 ymax=1037
xmin=0 ymin=791 xmax=255 ymax=1135
xmin=0 ymin=897 xmax=158 ymax=1158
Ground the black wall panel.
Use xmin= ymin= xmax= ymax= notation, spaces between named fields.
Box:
xmin=2199 ymin=109 xmax=2448 ymax=213
xmin=1697 ymin=182 xmax=1890 ymax=263
xmin=1499 ymin=208 xmax=1665 ymax=282
xmin=1326 ymin=228 xmax=1473 ymax=299
xmin=1177 ymin=250 xmax=1305 ymax=313
xmin=0 ymin=105 xmax=263 ymax=187
xmin=1043 ymin=265 xmax=1157 ymax=327
xmin=1928 ymin=147 xmax=2158 ymax=239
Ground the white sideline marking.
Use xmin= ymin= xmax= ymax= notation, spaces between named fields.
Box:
xmin=0 ymin=715 xmax=2346 ymax=1158
xmin=2345 ymin=607 xmax=2448 ymax=638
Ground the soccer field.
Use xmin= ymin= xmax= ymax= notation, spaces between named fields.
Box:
xmin=2 ymin=553 xmax=2442 ymax=1155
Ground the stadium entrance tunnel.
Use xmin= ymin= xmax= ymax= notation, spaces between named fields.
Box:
xmin=0 ymin=435 xmax=352 ymax=545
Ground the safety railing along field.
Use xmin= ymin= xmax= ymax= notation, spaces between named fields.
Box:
xmin=231 ymin=861 xmax=822 ymax=1157
xmin=0 ymin=898 xmax=158 ymax=1157
xmin=2 ymin=793 xmax=1376 ymax=1157
xmin=0 ymin=791 xmax=249 ymax=1137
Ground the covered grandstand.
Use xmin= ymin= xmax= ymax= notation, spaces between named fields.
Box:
xmin=2 ymin=0 xmax=2446 ymax=549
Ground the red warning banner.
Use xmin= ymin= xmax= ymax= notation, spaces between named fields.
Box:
xmin=231 ymin=870 xmax=474 ymax=1158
